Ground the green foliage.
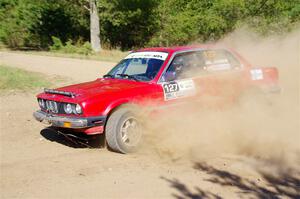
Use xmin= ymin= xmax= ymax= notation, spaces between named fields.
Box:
xmin=64 ymin=40 xmax=77 ymax=53
xmin=77 ymin=42 xmax=93 ymax=55
xmin=0 ymin=0 xmax=299 ymax=50
xmin=0 ymin=65 xmax=51 ymax=90
xmin=150 ymin=0 xmax=300 ymax=46
xmin=49 ymin=36 xmax=63 ymax=51
xmin=148 ymin=0 xmax=247 ymax=46
xmin=33 ymin=1 xmax=89 ymax=47
xmin=0 ymin=0 xmax=30 ymax=47
xmin=49 ymin=37 xmax=92 ymax=55
xmin=243 ymin=0 xmax=300 ymax=35
xmin=0 ymin=0 xmax=89 ymax=48
xmin=99 ymin=0 xmax=159 ymax=49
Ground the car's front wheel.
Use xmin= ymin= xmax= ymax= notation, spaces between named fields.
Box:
xmin=105 ymin=107 xmax=142 ymax=153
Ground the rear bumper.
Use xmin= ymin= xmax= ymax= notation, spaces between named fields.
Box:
xmin=33 ymin=110 xmax=106 ymax=130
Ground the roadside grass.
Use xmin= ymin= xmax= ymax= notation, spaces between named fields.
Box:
xmin=0 ymin=47 xmax=128 ymax=63
xmin=0 ymin=65 xmax=51 ymax=91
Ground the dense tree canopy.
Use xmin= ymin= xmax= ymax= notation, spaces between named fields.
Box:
xmin=0 ymin=0 xmax=299 ymax=50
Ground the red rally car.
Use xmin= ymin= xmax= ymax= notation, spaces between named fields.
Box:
xmin=33 ymin=45 xmax=279 ymax=153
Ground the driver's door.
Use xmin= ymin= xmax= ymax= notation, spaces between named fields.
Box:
xmin=155 ymin=49 xmax=245 ymax=109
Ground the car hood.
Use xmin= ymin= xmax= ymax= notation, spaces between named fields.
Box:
xmin=55 ymin=78 xmax=149 ymax=99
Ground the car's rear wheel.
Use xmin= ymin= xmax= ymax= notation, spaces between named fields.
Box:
xmin=105 ymin=107 xmax=142 ymax=153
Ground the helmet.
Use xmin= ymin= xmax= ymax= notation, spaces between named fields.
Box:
xmin=172 ymin=56 xmax=184 ymax=72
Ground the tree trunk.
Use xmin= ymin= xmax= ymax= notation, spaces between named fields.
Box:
xmin=89 ymin=0 xmax=101 ymax=52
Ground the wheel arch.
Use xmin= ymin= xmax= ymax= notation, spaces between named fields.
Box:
xmin=104 ymin=101 xmax=143 ymax=153
xmin=103 ymin=100 xmax=140 ymax=126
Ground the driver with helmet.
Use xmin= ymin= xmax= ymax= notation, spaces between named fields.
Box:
xmin=162 ymin=56 xmax=184 ymax=81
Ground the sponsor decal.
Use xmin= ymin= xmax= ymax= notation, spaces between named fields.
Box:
xmin=250 ymin=69 xmax=264 ymax=80
xmin=162 ymin=79 xmax=196 ymax=101
xmin=125 ymin=52 xmax=168 ymax=60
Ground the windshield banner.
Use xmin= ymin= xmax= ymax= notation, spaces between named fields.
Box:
xmin=125 ymin=52 xmax=168 ymax=60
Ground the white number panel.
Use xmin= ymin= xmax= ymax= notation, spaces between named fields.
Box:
xmin=250 ymin=69 xmax=264 ymax=80
xmin=162 ymin=79 xmax=196 ymax=101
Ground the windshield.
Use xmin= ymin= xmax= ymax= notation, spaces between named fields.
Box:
xmin=105 ymin=52 xmax=168 ymax=82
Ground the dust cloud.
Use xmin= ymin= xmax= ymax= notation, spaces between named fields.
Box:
xmin=141 ymin=27 xmax=300 ymax=171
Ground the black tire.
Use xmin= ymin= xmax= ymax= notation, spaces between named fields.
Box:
xmin=105 ymin=107 xmax=142 ymax=154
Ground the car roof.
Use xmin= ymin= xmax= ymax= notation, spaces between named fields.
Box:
xmin=136 ymin=44 xmax=218 ymax=54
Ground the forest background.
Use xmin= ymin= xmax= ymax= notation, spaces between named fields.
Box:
xmin=0 ymin=0 xmax=299 ymax=52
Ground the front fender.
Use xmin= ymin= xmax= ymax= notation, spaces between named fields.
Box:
xmin=102 ymin=99 xmax=131 ymax=116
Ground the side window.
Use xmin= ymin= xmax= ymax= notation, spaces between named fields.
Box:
xmin=201 ymin=50 xmax=242 ymax=72
xmin=162 ymin=52 xmax=200 ymax=82
xmin=202 ymin=50 xmax=232 ymax=72
xmin=161 ymin=49 xmax=242 ymax=82
xmin=224 ymin=50 xmax=242 ymax=69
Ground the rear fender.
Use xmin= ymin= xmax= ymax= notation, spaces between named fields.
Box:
xmin=248 ymin=67 xmax=280 ymax=92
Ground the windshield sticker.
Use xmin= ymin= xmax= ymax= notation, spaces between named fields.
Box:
xmin=162 ymin=79 xmax=196 ymax=101
xmin=125 ymin=52 xmax=168 ymax=60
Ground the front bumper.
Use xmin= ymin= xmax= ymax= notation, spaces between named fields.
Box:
xmin=33 ymin=110 xmax=106 ymax=129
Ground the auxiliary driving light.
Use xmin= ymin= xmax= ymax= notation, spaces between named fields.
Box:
xmin=38 ymin=99 xmax=45 ymax=109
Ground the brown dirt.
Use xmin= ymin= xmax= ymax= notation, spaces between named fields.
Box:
xmin=0 ymin=29 xmax=299 ymax=199
xmin=0 ymin=52 xmax=115 ymax=83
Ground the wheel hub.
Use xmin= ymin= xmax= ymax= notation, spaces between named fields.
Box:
xmin=120 ymin=117 xmax=141 ymax=147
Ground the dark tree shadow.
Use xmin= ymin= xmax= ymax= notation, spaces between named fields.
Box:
xmin=161 ymin=162 xmax=300 ymax=199
xmin=193 ymin=162 xmax=300 ymax=199
xmin=40 ymin=127 xmax=105 ymax=148
xmin=161 ymin=176 xmax=222 ymax=199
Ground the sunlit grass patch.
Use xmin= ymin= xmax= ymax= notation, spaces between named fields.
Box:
xmin=0 ymin=65 xmax=51 ymax=91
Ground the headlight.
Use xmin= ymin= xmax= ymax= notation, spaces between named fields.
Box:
xmin=64 ymin=103 xmax=73 ymax=114
xmin=74 ymin=104 xmax=82 ymax=114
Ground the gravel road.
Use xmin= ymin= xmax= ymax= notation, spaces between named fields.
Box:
xmin=1 ymin=52 xmax=299 ymax=199
xmin=0 ymin=52 xmax=115 ymax=82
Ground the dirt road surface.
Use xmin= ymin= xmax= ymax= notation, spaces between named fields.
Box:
xmin=0 ymin=52 xmax=115 ymax=82
xmin=1 ymin=52 xmax=299 ymax=199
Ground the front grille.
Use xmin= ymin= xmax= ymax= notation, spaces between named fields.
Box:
xmin=39 ymin=99 xmax=64 ymax=114
xmin=38 ymin=98 xmax=81 ymax=115
xmin=45 ymin=100 xmax=59 ymax=113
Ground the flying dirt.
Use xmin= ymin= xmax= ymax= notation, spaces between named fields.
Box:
xmin=142 ymin=27 xmax=300 ymax=173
